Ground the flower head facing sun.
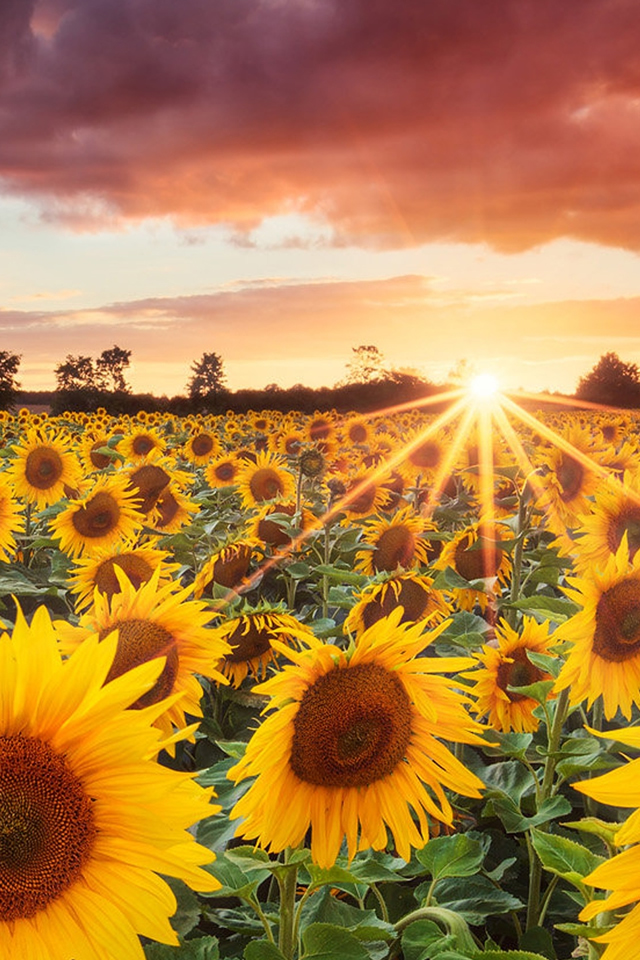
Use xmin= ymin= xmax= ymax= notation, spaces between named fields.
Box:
xmin=49 ymin=473 xmax=145 ymax=558
xmin=210 ymin=608 xmax=314 ymax=686
xmin=345 ymin=571 xmax=452 ymax=636
xmin=6 ymin=428 xmax=83 ymax=509
xmin=0 ymin=603 xmax=219 ymax=959
xmin=354 ymin=506 xmax=435 ymax=575
xmin=68 ymin=543 xmax=180 ymax=612
xmin=228 ymin=609 xmax=486 ymax=868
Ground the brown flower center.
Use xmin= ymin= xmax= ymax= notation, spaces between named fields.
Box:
xmin=593 ymin=578 xmax=640 ymax=662
xmin=100 ymin=619 xmax=179 ymax=708
xmin=345 ymin=482 xmax=378 ymax=515
xmin=361 ymin=578 xmax=432 ymax=630
xmin=210 ymin=545 xmax=252 ymax=588
xmin=94 ymin=555 xmax=155 ymax=599
xmin=372 ymin=525 xmax=417 ymax=572
xmin=290 ymin=663 xmax=412 ymax=788
xmin=72 ymin=491 xmax=121 ymax=539
xmin=191 ymin=434 xmax=215 ymax=457
xmin=224 ymin=618 xmax=273 ymax=664
xmin=495 ymin=647 xmax=545 ymax=703
xmin=24 ymin=447 xmax=64 ymax=490
xmin=89 ymin=440 xmax=111 ymax=470
xmin=409 ymin=441 xmax=442 ymax=470
xmin=128 ymin=464 xmax=170 ymax=513
xmin=348 ymin=423 xmax=368 ymax=444
xmin=156 ymin=491 xmax=180 ymax=527
xmin=249 ymin=467 xmax=285 ymax=503
xmin=309 ymin=418 xmax=332 ymax=441
xmin=132 ymin=434 xmax=155 ymax=457
xmin=256 ymin=503 xmax=296 ymax=546
xmin=606 ymin=506 xmax=640 ymax=561
xmin=556 ymin=454 xmax=584 ymax=503
xmin=214 ymin=461 xmax=237 ymax=482
xmin=0 ymin=736 xmax=96 ymax=921
xmin=454 ymin=535 xmax=503 ymax=581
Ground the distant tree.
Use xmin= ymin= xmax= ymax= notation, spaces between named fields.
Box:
xmin=95 ymin=344 xmax=131 ymax=393
xmin=341 ymin=345 xmax=387 ymax=385
xmin=575 ymin=352 xmax=640 ymax=407
xmin=264 ymin=382 xmax=282 ymax=393
xmin=54 ymin=355 xmax=97 ymax=392
xmin=447 ymin=358 xmax=476 ymax=385
xmin=187 ymin=352 xmax=228 ymax=406
xmin=0 ymin=351 xmax=21 ymax=409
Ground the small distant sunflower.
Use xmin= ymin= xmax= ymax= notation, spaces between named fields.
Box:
xmin=345 ymin=571 xmax=451 ymax=636
xmin=211 ymin=609 xmax=314 ymax=686
xmin=555 ymin=541 xmax=640 ymax=719
xmin=118 ymin=426 xmax=166 ymax=463
xmin=6 ymin=428 xmax=83 ymax=509
xmin=79 ymin=431 xmax=117 ymax=472
xmin=68 ymin=543 xmax=180 ymax=612
xmin=193 ymin=540 xmax=256 ymax=598
xmin=0 ymin=604 xmax=218 ymax=959
xmin=205 ymin=453 xmax=242 ymax=488
xmin=49 ymin=474 xmax=144 ymax=558
xmin=463 ymin=617 xmax=556 ymax=733
xmin=336 ymin=470 xmax=390 ymax=521
xmin=534 ymin=424 xmax=604 ymax=528
xmin=432 ymin=523 xmax=512 ymax=612
xmin=237 ymin=451 xmax=296 ymax=509
xmin=153 ymin=484 xmax=199 ymax=534
xmin=0 ymin=473 xmax=25 ymax=562
xmin=575 ymin=726 xmax=640 ymax=960
xmin=354 ymin=506 xmax=435 ymax=575
xmin=341 ymin=416 xmax=373 ymax=446
xmin=183 ymin=429 xmax=221 ymax=465
xmin=55 ymin=569 xmax=230 ymax=740
xmin=275 ymin=428 xmax=305 ymax=457
xmin=228 ymin=610 xmax=486 ymax=868
xmin=573 ymin=471 xmax=640 ymax=572
xmin=400 ymin=428 xmax=449 ymax=482
xmin=248 ymin=500 xmax=316 ymax=548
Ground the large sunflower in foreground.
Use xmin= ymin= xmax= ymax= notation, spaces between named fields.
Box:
xmin=55 ymin=569 xmax=230 ymax=740
xmin=554 ymin=541 xmax=640 ymax=719
xmin=6 ymin=428 xmax=84 ymax=509
xmin=463 ymin=617 xmax=556 ymax=733
xmin=0 ymin=604 xmax=219 ymax=960
xmin=228 ymin=610 xmax=486 ymax=868
xmin=49 ymin=473 xmax=145 ymax=558
xmin=574 ymin=726 xmax=640 ymax=960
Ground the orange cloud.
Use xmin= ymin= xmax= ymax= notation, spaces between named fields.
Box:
xmin=1 ymin=0 xmax=639 ymax=250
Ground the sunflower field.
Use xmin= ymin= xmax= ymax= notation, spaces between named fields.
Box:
xmin=2 ymin=394 xmax=640 ymax=960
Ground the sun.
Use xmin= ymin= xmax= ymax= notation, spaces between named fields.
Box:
xmin=469 ymin=373 xmax=500 ymax=399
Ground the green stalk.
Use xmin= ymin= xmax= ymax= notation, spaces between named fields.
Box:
xmin=507 ymin=492 xmax=529 ymax=627
xmin=394 ymin=906 xmax=478 ymax=954
xmin=277 ymin=850 xmax=299 ymax=960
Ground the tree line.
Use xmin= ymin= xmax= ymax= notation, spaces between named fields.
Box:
xmin=1 ymin=345 xmax=640 ymax=414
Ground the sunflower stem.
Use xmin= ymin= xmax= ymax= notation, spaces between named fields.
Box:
xmin=370 ymin=882 xmax=390 ymax=923
xmin=277 ymin=848 xmax=299 ymax=960
xmin=321 ymin=521 xmax=332 ymax=620
xmin=394 ymin=906 xmax=477 ymax=953
xmin=507 ymin=493 xmax=529 ymax=626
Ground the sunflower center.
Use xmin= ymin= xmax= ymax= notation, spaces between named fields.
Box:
xmin=71 ymin=492 xmax=121 ymax=539
xmin=89 ymin=441 xmax=111 ymax=470
xmin=0 ymin=736 xmax=96 ymax=921
xmin=495 ymin=648 xmax=545 ymax=703
xmin=215 ymin=461 xmax=237 ymax=482
xmin=607 ymin=507 xmax=640 ymax=560
xmin=409 ymin=441 xmax=441 ymax=470
xmin=290 ymin=662 xmax=412 ymax=788
xmin=132 ymin=435 xmax=155 ymax=456
xmin=361 ymin=578 xmax=431 ymax=630
xmin=129 ymin=465 xmax=170 ymax=513
xmin=593 ymin=578 xmax=640 ymax=662
xmin=256 ymin=503 xmax=296 ymax=545
xmin=156 ymin=491 xmax=179 ymax=527
xmin=249 ymin=467 xmax=285 ymax=503
xmin=309 ymin=419 xmax=331 ymax=441
xmin=348 ymin=423 xmax=368 ymax=444
xmin=101 ymin=619 xmax=179 ymax=708
xmin=94 ymin=555 xmax=155 ymax=598
xmin=373 ymin=525 xmax=417 ymax=572
xmin=192 ymin=434 xmax=214 ymax=457
xmin=454 ymin=536 xmax=503 ymax=580
xmin=211 ymin=545 xmax=252 ymax=588
xmin=556 ymin=454 xmax=584 ymax=503
xmin=224 ymin=619 xmax=272 ymax=663
xmin=24 ymin=447 xmax=64 ymax=490
xmin=346 ymin=483 xmax=377 ymax=515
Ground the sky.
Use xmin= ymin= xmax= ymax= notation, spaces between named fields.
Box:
xmin=1 ymin=0 xmax=640 ymax=398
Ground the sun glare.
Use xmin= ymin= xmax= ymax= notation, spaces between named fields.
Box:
xmin=469 ymin=373 xmax=500 ymax=399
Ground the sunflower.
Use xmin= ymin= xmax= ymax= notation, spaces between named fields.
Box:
xmin=573 ymin=471 xmax=640 ymax=572
xmin=228 ymin=609 xmax=486 ymax=868
xmin=335 ymin=469 xmax=390 ymax=521
xmin=574 ymin=726 xmax=640 ymax=960
xmin=68 ymin=543 xmax=180 ymax=612
xmin=124 ymin=458 xmax=174 ymax=515
xmin=211 ymin=609 xmax=314 ymax=686
xmin=354 ymin=506 xmax=435 ymax=575
xmin=554 ymin=541 xmax=640 ymax=719
xmin=55 ymin=569 xmax=230 ymax=740
xmin=399 ymin=428 xmax=450 ymax=483
xmin=341 ymin=416 xmax=373 ymax=447
xmin=205 ymin=453 xmax=242 ymax=488
xmin=152 ymin=484 xmax=199 ymax=534
xmin=79 ymin=431 xmax=118 ymax=472
xmin=193 ymin=540 xmax=256 ymax=598
xmin=6 ymin=428 xmax=83 ymax=509
xmin=463 ymin=617 xmax=556 ymax=733
xmin=248 ymin=500 xmax=316 ymax=549
xmin=49 ymin=474 xmax=145 ymax=559
xmin=0 ymin=473 xmax=25 ymax=562
xmin=0 ymin=603 xmax=219 ymax=960
xmin=344 ymin=572 xmax=451 ymax=636
xmin=183 ymin=429 xmax=221 ymax=465
xmin=533 ymin=423 xmax=604 ymax=528
xmin=432 ymin=523 xmax=512 ymax=612
xmin=118 ymin=426 xmax=166 ymax=463
xmin=237 ymin=451 xmax=296 ymax=510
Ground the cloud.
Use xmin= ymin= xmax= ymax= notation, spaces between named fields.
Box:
xmin=0 ymin=0 xmax=639 ymax=250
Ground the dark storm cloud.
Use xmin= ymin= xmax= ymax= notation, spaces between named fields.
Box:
xmin=2 ymin=0 xmax=640 ymax=249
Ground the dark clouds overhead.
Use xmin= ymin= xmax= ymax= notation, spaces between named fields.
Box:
xmin=2 ymin=0 xmax=640 ymax=249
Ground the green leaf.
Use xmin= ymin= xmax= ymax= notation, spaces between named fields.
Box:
xmin=215 ymin=740 xmax=248 ymax=759
xmin=475 ymin=952 xmax=549 ymax=960
xmin=243 ymin=942 xmax=287 ymax=960
xmin=429 ymin=876 xmax=524 ymax=924
xmin=300 ymin=922 xmax=370 ymax=959
xmin=489 ymin=795 xmax=572 ymax=834
xmin=481 ymin=731 xmax=533 ymax=760
xmin=561 ymin=818 xmax=620 ymax=846
xmin=506 ymin=679 xmax=555 ymax=705
xmin=525 ymin=650 xmax=561 ymax=679
xmin=401 ymin=919 xmax=454 ymax=960
xmin=507 ymin=595 xmax=579 ymax=625
xmin=530 ymin=829 xmax=605 ymax=883
xmin=143 ymin=937 xmax=220 ymax=959
xmin=165 ymin=878 xmax=202 ymax=939
xmin=416 ymin=835 xmax=484 ymax=880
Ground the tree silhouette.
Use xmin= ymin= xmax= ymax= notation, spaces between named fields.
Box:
xmin=340 ymin=345 xmax=387 ymax=385
xmin=0 ymin=351 xmax=21 ymax=409
xmin=95 ymin=345 xmax=131 ymax=393
xmin=575 ymin=352 xmax=640 ymax=408
xmin=187 ymin=352 xmax=228 ymax=407
xmin=55 ymin=355 xmax=97 ymax=391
